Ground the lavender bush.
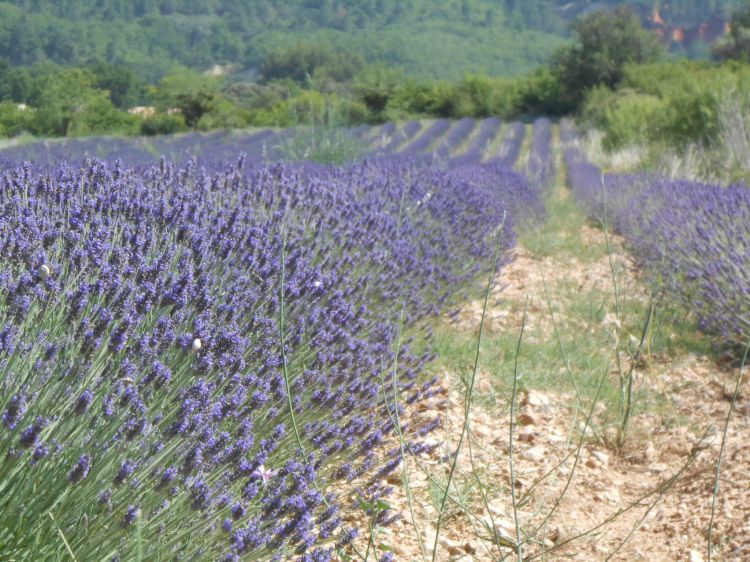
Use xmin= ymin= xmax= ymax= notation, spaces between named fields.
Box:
xmin=487 ymin=121 xmax=526 ymax=168
xmin=527 ymin=117 xmax=555 ymax=189
xmin=431 ymin=118 xmax=476 ymax=162
xmin=369 ymin=121 xmax=423 ymax=156
xmin=0 ymin=152 xmax=537 ymax=560
xmin=0 ymin=130 xmax=280 ymax=168
xmin=565 ymin=131 xmax=750 ymax=347
xmin=399 ymin=119 xmax=452 ymax=157
xmin=447 ymin=117 xmax=501 ymax=169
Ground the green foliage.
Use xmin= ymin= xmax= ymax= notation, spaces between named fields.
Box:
xmin=0 ymin=0 xmax=569 ymax=82
xmin=260 ymin=42 xmax=364 ymax=84
xmin=139 ymin=112 xmax=186 ymax=136
xmin=583 ymin=60 xmax=750 ymax=150
xmin=31 ymin=68 xmax=137 ymax=136
xmin=713 ymin=1 xmax=750 ymax=61
xmin=0 ymin=4 xmax=743 ymax=146
xmin=223 ymin=81 xmax=289 ymax=111
xmin=150 ymin=71 xmax=221 ymax=128
xmin=0 ymin=100 xmax=32 ymax=136
xmin=275 ymin=98 xmax=366 ymax=165
xmin=0 ymin=62 xmax=38 ymax=104
xmin=88 ymin=61 xmax=145 ymax=108
xmin=553 ymin=6 xmax=665 ymax=111
xmin=196 ymin=98 xmax=250 ymax=131
xmin=515 ymin=66 xmax=568 ymax=115
xmin=0 ymin=0 xmax=740 ymax=87
xmin=582 ymin=87 xmax=665 ymax=150
xmin=388 ymin=75 xmax=520 ymax=119
xmin=354 ymin=65 xmax=404 ymax=115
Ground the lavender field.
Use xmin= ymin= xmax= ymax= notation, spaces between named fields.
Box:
xmin=0 ymin=119 xmax=748 ymax=561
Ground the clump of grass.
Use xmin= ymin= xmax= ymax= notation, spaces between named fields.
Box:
xmin=276 ymin=103 xmax=366 ymax=164
xmin=519 ymin=191 xmax=607 ymax=261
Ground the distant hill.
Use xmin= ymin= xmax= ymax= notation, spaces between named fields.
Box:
xmin=0 ymin=1 xmax=742 ymax=81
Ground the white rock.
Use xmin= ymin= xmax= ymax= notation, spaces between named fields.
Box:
xmin=521 ymin=446 xmax=545 ymax=462
xmin=592 ymin=450 xmax=609 ymax=467
xmin=488 ymin=499 xmax=506 ymax=516
xmin=522 ymin=390 xmax=549 ymax=407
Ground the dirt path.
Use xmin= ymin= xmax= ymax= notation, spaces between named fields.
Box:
xmin=346 ymin=182 xmax=750 ymax=561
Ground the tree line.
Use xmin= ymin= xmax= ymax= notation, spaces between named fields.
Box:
xmin=0 ymin=4 xmax=750 ymax=141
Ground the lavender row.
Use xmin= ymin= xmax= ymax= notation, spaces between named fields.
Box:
xmin=565 ymin=135 xmax=750 ymax=346
xmin=0 ymin=119 xmax=509 ymax=169
xmin=0 ymin=155 xmax=537 ymax=560
xmin=363 ymin=121 xmax=423 ymax=158
xmin=399 ymin=119 xmax=452 ymax=156
xmin=431 ymin=118 xmax=476 ymax=162
xmin=486 ymin=121 xmax=526 ymax=168
xmin=447 ymin=117 xmax=501 ymax=169
xmin=377 ymin=121 xmax=423 ymax=155
xmin=526 ymin=117 xmax=555 ymax=189
xmin=366 ymin=122 xmax=399 ymax=152
xmin=0 ymin=129 xmax=280 ymax=168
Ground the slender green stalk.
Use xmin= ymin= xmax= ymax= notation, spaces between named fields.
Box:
xmin=618 ymin=296 xmax=655 ymax=446
xmin=529 ymin=363 xmax=609 ymax=539
xmin=386 ymin=306 xmax=428 ymax=561
xmin=135 ymin=509 xmax=143 ymax=562
xmin=707 ymin=340 xmax=750 ymax=561
xmin=600 ymin=174 xmax=621 ymax=319
xmin=279 ymin=231 xmax=305 ymax=454
xmin=533 ymin=426 xmax=711 ymax=561
xmin=605 ymin=431 xmax=715 ymax=560
xmin=542 ymin=279 xmax=582 ymax=410
xmin=47 ymin=512 xmax=78 ymax=562
xmin=465 ymin=432 xmax=503 ymax=561
xmin=431 ymin=219 xmax=506 ymax=562
xmin=508 ymin=297 xmax=529 ymax=561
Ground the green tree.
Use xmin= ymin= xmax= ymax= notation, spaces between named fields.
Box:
xmin=0 ymin=100 xmax=33 ymax=136
xmin=553 ymin=7 xmax=665 ymax=110
xmin=353 ymin=64 xmax=403 ymax=115
xmin=712 ymin=2 xmax=750 ymax=61
xmin=150 ymin=71 xmax=220 ymax=128
xmin=32 ymin=68 xmax=133 ymax=136
xmin=89 ymin=62 xmax=144 ymax=108
xmin=260 ymin=42 xmax=363 ymax=84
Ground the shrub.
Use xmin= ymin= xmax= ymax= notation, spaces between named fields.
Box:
xmin=0 ymin=154 xmax=532 ymax=560
xmin=140 ymin=112 xmax=188 ymax=136
xmin=565 ymin=127 xmax=750 ymax=347
xmin=0 ymin=101 xmax=33 ymax=137
xmin=583 ymin=87 xmax=665 ymax=149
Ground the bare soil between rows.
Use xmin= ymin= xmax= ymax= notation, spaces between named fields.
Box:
xmin=345 ymin=224 xmax=750 ymax=561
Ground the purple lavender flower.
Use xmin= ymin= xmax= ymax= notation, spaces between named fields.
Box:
xmin=122 ymin=505 xmax=141 ymax=527
xmin=0 ymin=143 xmax=538 ymax=559
xmin=31 ymin=444 xmax=49 ymax=465
xmin=74 ymin=390 xmax=94 ymax=415
xmin=68 ymin=455 xmax=92 ymax=484
xmin=114 ymin=459 xmax=136 ymax=485
xmin=20 ymin=416 xmax=48 ymax=448
xmin=3 ymin=393 xmax=28 ymax=429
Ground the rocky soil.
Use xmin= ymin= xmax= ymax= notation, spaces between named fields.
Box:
xmin=344 ymin=221 xmax=750 ymax=561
